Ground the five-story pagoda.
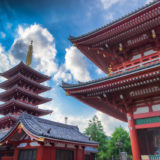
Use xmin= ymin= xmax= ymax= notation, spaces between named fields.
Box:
xmin=0 ymin=41 xmax=52 ymax=131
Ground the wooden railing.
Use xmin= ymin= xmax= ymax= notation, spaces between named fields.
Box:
xmin=112 ymin=51 xmax=160 ymax=76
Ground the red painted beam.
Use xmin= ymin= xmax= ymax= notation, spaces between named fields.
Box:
xmin=135 ymin=122 xmax=160 ymax=129
xmin=134 ymin=111 xmax=160 ymax=119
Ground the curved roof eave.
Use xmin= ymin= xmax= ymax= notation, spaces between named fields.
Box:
xmin=69 ymin=0 xmax=160 ymax=42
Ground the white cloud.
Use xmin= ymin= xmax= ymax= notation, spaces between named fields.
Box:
xmin=54 ymin=46 xmax=91 ymax=82
xmin=10 ymin=24 xmax=58 ymax=76
xmin=48 ymin=106 xmax=92 ymax=132
xmin=96 ymin=68 xmax=104 ymax=75
xmin=104 ymin=12 xmax=114 ymax=21
xmin=0 ymin=44 xmax=10 ymax=73
xmin=54 ymin=64 xmax=72 ymax=83
xmin=96 ymin=111 xmax=128 ymax=136
xmin=101 ymin=0 xmax=121 ymax=10
xmin=146 ymin=0 xmax=154 ymax=4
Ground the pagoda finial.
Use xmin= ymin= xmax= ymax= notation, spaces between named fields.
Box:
xmin=26 ymin=40 xmax=33 ymax=66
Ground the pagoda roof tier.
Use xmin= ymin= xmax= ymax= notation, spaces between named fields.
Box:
xmin=0 ymin=113 xmax=98 ymax=147
xmin=69 ymin=0 xmax=160 ymax=73
xmin=0 ymin=73 xmax=51 ymax=93
xmin=0 ymin=62 xmax=51 ymax=83
xmin=0 ymin=86 xmax=52 ymax=105
xmin=62 ymin=62 xmax=160 ymax=122
xmin=0 ymin=115 xmax=17 ymax=129
xmin=0 ymin=99 xmax=52 ymax=116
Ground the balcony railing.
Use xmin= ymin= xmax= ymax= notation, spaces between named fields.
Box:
xmin=112 ymin=51 xmax=160 ymax=76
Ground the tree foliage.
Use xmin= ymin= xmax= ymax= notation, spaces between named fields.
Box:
xmin=84 ymin=115 xmax=107 ymax=159
xmin=105 ymin=126 xmax=132 ymax=160
xmin=84 ymin=115 xmax=132 ymax=160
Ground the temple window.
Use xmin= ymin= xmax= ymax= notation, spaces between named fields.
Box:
xmin=18 ymin=149 xmax=37 ymax=160
xmin=144 ymin=49 xmax=156 ymax=56
xmin=131 ymin=54 xmax=141 ymax=61
xmin=56 ymin=149 xmax=74 ymax=160
xmin=152 ymin=105 xmax=160 ymax=112
xmin=134 ymin=106 xmax=149 ymax=115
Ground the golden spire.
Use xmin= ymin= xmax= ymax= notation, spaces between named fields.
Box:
xmin=26 ymin=40 xmax=33 ymax=66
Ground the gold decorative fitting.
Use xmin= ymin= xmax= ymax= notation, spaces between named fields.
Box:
xmin=18 ymin=123 xmax=23 ymax=129
xmin=26 ymin=40 xmax=33 ymax=66
xmin=97 ymin=50 xmax=100 ymax=54
xmin=152 ymin=29 xmax=156 ymax=39
xmin=0 ymin=143 xmax=3 ymax=146
xmin=88 ymin=47 xmax=90 ymax=50
xmin=103 ymin=54 xmax=106 ymax=58
xmin=119 ymin=43 xmax=123 ymax=52
xmin=39 ymin=137 xmax=44 ymax=142
xmin=108 ymin=65 xmax=112 ymax=76
xmin=65 ymin=92 xmax=70 ymax=96
xmin=73 ymin=42 xmax=77 ymax=46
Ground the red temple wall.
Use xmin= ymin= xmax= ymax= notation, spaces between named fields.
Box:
xmin=5 ymin=142 xmax=85 ymax=160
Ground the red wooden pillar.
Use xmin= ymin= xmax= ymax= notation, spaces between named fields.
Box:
xmin=51 ymin=145 xmax=56 ymax=160
xmin=37 ymin=145 xmax=44 ymax=160
xmin=82 ymin=146 xmax=85 ymax=160
xmin=13 ymin=148 xmax=18 ymax=160
xmin=127 ymin=112 xmax=140 ymax=160
xmin=75 ymin=146 xmax=78 ymax=160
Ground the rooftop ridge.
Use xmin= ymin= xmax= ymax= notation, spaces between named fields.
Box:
xmin=69 ymin=0 xmax=159 ymax=41
xmin=22 ymin=113 xmax=79 ymax=131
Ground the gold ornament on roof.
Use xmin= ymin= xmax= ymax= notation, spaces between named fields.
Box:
xmin=38 ymin=137 xmax=45 ymax=142
xmin=108 ymin=65 xmax=112 ymax=76
xmin=103 ymin=54 xmax=106 ymax=58
xmin=119 ymin=43 xmax=123 ymax=52
xmin=65 ymin=92 xmax=70 ymax=96
xmin=152 ymin=29 xmax=156 ymax=39
xmin=26 ymin=40 xmax=33 ymax=66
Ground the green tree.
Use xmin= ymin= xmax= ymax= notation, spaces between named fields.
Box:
xmin=84 ymin=115 xmax=107 ymax=159
xmin=105 ymin=126 xmax=132 ymax=160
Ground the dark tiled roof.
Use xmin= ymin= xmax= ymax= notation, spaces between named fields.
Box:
xmin=62 ymin=61 xmax=160 ymax=89
xmin=0 ymin=113 xmax=98 ymax=146
xmin=69 ymin=0 xmax=159 ymax=41
xmin=0 ymin=129 xmax=10 ymax=140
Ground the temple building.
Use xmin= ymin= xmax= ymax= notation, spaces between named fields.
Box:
xmin=0 ymin=42 xmax=98 ymax=160
xmin=62 ymin=1 xmax=160 ymax=160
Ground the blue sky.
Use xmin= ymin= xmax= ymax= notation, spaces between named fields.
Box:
xmin=0 ymin=0 xmax=152 ymax=135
